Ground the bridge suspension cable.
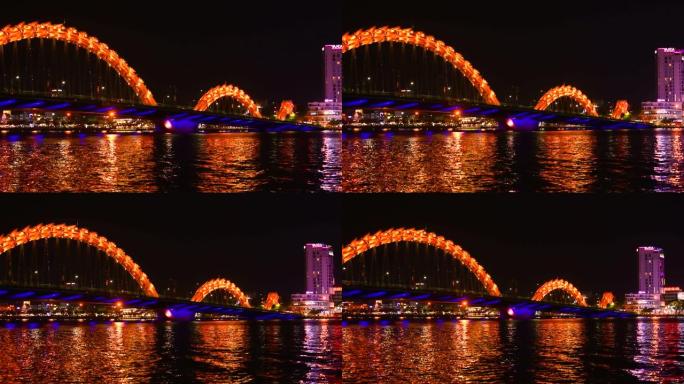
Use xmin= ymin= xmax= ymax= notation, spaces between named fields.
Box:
xmin=531 ymin=279 xmax=587 ymax=307
xmin=343 ymin=228 xmax=501 ymax=297
xmin=0 ymin=22 xmax=156 ymax=105
xmin=0 ymin=223 xmax=158 ymax=297
xmin=342 ymin=26 xmax=500 ymax=105
xmin=191 ymin=278 xmax=251 ymax=307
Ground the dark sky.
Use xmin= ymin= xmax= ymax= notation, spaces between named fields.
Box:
xmin=342 ymin=195 xmax=684 ymax=298
xmin=344 ymin=0 xmax=684 ymax=107
xmin=0 ymin=194 xmax=341 ymax=299
xmin=1 ymin=1 xmax=341 ymax=106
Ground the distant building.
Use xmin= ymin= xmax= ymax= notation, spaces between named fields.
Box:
xmin=306 ymin=243 xmax=335 ymax=294
xmin=641 ymin=101 xmax=683 ymax=124
xmin=638 ymin=246 xmax=665 ymax=294
xmin=625 ymin=246 xmax=667 ymax=313
xmin=661 ymin=286 xmax=684 ymax=303
xmin=641 ymin=48 xmax=684 ymax=124
xmin=291 ymin=243 xmax=338 ymax=316
xmin=656 ymin=48 xmax=684 ymax=102
xmin=306 ymin=45 xmax=342 ymax=127
xmin=323 ymin=45 xmax=342 ymax=104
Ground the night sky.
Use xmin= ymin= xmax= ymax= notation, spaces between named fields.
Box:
xmin=342 ymin=195 xmax=684 ymax=298
xmin=344 ymin=0 xmax=684 ymax=108
xmin=1 ymin=1 xmax=341 ymax=106
xmin=0 ymin=195 xmax=341 ymax=299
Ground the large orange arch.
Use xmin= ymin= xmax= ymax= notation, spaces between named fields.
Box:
xmin=342 ymin=228 xmax=501 ymax=297
xmin=342 ymin=26 xmax=500 ymax=106
xmin=0 ymin=22 xmax=156 ymax=106
xmin=194 ymin=84 xmax=262 ymax=118
xmin=0 ymin=223 xmax=158 ymax=297
xmin=191 ymin=278 xmax=251 ymax=308
xmin=534 ymin=85 xmax=598 ymax=117
xmin=531 ymin=279 xmax=587 ymax=307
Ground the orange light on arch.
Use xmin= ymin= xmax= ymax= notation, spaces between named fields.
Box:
xmin=610 ymin=100 xmax=629 ymax=119
xmin=0 ymin=22 xmax=156 ymax=106
xmin=534 ymin=85 xmax=598 ymax=117
xmin=342 ymin=228 xmax=501 ymax=297
xmin=531 ymin=279 xmax=587 ymax=307
xmin=342 ymin=26 xmax=500 ymax=106
xmin=276 ymin=100 xmax=295 ymax=121
xmin=194 ymin=84 xmax=262 ymax=118
xmin=598 ymin=291 xmax=615 ymax=309
xmin=0 ymin=223 xmax=158 ymax=297
xmin=263 ymin=292 xmax=280 ymax=310
xmin=191 ymin=278 xmax=251 ymax=308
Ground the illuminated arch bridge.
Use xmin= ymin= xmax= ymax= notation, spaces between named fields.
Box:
xmin=0 ymin=22 xmax=315 ymax=132
xmin=343 ymin=26 xmax=649 ymax=130
xmin=342 ymin=228 xmax=627 ymax=318
xmin=0 ymin=224 xmax=296 ymax=320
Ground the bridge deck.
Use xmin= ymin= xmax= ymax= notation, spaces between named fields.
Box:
xmin=343 ymin=94 xmax=652 ymax=130
xmin=342 ymin=286 xmax=631 ymax=318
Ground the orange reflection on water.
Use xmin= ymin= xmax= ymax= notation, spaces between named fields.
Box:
xmin=0 ymin=133 xmax=340 ymax=192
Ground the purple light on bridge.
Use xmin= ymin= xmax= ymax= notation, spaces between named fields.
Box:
xmin=44 ymin=102 xmax=71 ymax=110
xmin=61 ymin=294 xmax=83 ymax=301
xmin=343 ymin=99 xmax=368 ymax=107
xmin=11 ymin=291 xmax=35 ymax=299
xmin=37 ymin=293 xmax=61 ymax=300
xmin=0 ymin=99 xmax=17 ymax=107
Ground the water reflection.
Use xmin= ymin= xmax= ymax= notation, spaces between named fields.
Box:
xmin=0 ymin=132 xmax=341 ymax=192
xmin=343 ymin=319 xmax=684 ymax=383
xmin=0 ymin=320 xmax=341 ymax=383
xmin=342 ymin=130 xmax=684 ymax=192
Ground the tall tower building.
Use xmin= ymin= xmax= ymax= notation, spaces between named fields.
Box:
xmin=323 ymin=45 xmax=342 ymax=103
xmin=656 ymin=48 xmax=684 ymax=102
xmin=305 ymin=243 xmax=335 ymax=295
xmin=638 ymin=246 xmax=665 ymax=294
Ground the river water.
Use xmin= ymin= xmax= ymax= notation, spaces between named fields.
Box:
xmin=0 ymin=132 xmax=341 ymax=192
xmin=342 ymin=129 xmax=684 ymax=192
xmin=0 ymin=320 xmax=341 ymax=383
xmin=342 ymin=318 xmax=684 ymax=383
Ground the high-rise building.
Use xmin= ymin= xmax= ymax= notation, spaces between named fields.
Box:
xmin=306 ymin=45 xmax=342 ymax=127
xmin=323 ymin=45 xmax=342 ymax=103
xmin=291 ymin=243 xmax=337 ymax=316
xmin=656 ymin=48 xmax=684 ymax=102
xmin=638 ymin=246 xmax=665 ymax=294
xmin=305 ymin=243 xmax=335 ymax=295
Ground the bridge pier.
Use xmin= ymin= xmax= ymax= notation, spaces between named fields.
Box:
xmin=158 ymin=308 xmax=197 ymax=322
xmin=500 ymin=306 xmax=536 ymax=320
xmin=499 ymin=117 xmax=540 ymax=131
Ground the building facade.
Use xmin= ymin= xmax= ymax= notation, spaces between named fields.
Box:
xmin=638 ymin=246 xmax=665 ymax=295
xmin=656 ymin=48 xmax=684 ymax=102
xmin=323 ymin=44 xmax=342 ymax=104
xmin=306 ymin=243 xmax=335 ymax=294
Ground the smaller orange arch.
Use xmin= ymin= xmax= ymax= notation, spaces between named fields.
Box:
xmin=263 ymin=292 xmax=280 ymax=310
xmin=191 ymin=278 xmax=251 ymax=308
xmin=598 ymin=292 xmax=615 ymax=309
xmin=276 ymin=100 xmax=295 ymax=120
xmin=610 ymin=100 xmax=629 ymax=119
xmin=194 ymin=84 xmax=262 ymax=118
xmin=532 ymin=279 xmax=587 ymax=307
xmin=535 ymin=85 xmax=598 ymax=117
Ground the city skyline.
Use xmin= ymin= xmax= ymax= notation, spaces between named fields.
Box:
xmin=342 ymin=195 xmax=684 ymax=297
xmin=344 ymin=0 xmax=684 ymax=107
xmin=0 ymin=194 xmax=341 ymax=298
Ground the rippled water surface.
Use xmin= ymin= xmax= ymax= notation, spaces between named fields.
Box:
xmin=0 ymin=132 xmax=341 ymax=192
xmin=0 ymin=320 xmax=341 ymax=383
xmin=343 ymin=318 xmax=684 ymax=383
xmin=342 ymin=129 xmax=684 ymax=192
